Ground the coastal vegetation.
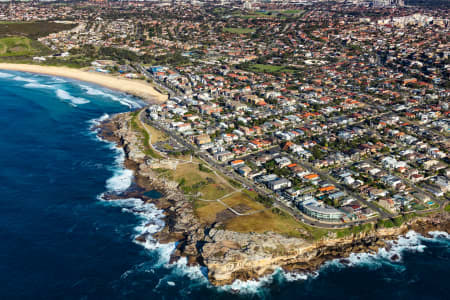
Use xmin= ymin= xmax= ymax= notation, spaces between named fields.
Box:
xmin=130 ymin=111 xmax=163 ymax=159
xmin=376 ymin=214 xmax=418 ymax=228
xmin=335 ymin=223 xmax=374 ymax=238
xmin=0 ymin=21 xmax=75 ymax=39
xmin=0 ymin=37 xmax=39 ymax=57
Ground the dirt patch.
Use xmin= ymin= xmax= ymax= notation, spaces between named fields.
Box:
xmin=231 ymin=204 xmax=252 ymax=214
xmin=216 ymin=208 xmax=237 ymax=223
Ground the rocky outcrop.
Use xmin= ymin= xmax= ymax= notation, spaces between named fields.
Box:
xmin=97 ymin=112 xmax=450 ymax=287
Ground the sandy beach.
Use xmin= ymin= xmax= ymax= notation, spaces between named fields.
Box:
xmin=0 ymin=63 xmax=167 ymax=104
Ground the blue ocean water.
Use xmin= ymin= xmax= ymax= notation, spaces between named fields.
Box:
xmin=0 ymin=70 xmax=448 ymax=300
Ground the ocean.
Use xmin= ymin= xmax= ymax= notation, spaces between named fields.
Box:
xmin=0 ymin=70 xmax=448 ymax=300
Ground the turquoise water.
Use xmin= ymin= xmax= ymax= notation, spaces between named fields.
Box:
xmin=0 ymin=70 xmax=448 ymax=300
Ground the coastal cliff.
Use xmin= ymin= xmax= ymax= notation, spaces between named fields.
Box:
xmin=98 ymin=112 xmax=450 ymax=286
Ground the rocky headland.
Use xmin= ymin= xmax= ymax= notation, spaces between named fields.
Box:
xmin=97 ymin=111 xmax=450 ymax=286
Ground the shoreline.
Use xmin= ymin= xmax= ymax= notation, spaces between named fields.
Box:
xmin=96 ymin=111 xmax=450 ymax=287
xmin=0 ymin=63 xmax=168 ymax=104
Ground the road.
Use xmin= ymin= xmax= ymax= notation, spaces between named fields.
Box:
xmin=136 ymin=64 xmax=180 ymax=98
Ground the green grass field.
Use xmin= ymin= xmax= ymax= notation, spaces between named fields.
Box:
xmin=223 ymin=27 xmax=255 ymax=34
xmin=278 ymin=9 xmax=305 ymax=14
xmin=0 ymin=21 xmax=75 ymax=61
xmin=233 ymin=11 xmax=276 ymax=19
xmin=0 ymin=37 xmax=38 ymax=57
xmin=234 ymin=10 xmax=302 ymax=19
xmin=246 ymin=64 xmax=296 ymax=74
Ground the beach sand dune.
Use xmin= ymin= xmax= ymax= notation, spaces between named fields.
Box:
xmin=0 ymin=63 xmax=167 ymax=104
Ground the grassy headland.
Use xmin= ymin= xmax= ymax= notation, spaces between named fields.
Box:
xmin=0 ymin=21 xmax=75 ymax=60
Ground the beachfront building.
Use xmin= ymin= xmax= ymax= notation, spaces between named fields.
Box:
xmin=301 ymin=202 xmax=345 ymax=221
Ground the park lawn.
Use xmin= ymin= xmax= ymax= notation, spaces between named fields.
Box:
xmin=142 ymin=123 xmax=168 ymax=143
xmin=242 ymin=189 xmax=260 ymax=199
xmin=275 ymin=9 xmax=306 ymax=17
xmin=194 ymin=200 xmax=226 ymax=224
xmin=224 ymin=209 xmax=306 ymax=238
xmin=221 ymin=192 xmax=265 ymax=211
xmin=278 ymin=9 xmax=305 ymax=14
xmin=0 ymin=37 xmax=37 ymax=57
xmin=200 ymin=183 xmax=233 ymax=200
xmin=247 ymin=64 xmax=296 ymax=74
xmin=172 ymin=162 xmax=205 ymax=186
xmin=223 ymin=27 xmax=255 ymax=34
xmin=445 ymin=204 xmax=450 ymax=212
xmin=173 ymin=160 xmax=235 ymax=200
xmin=173 ymin=159 xmax=234 ymax=200
xmin=233 ymin=11 xmax=277 ymax=19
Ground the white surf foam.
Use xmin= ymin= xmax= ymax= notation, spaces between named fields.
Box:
xmin=428 ymin=231 xmax=449 ymax=240
xmin=103 ymin=145 xmax=134 ymax=193
xmin=101 ymin=196 xmax=176 ymax=266
xmin=56 ymin=89 xmax=90 ymax=106
xmin=0 ymin=71 xmax=13 ymax=78
xmin=282 ymin=271 xmax=309 ymax=282
xmin=24 ymin=82 xmax=53 ymax=89
xmin=12 ymin=75 xmax=37 ymax=83
xmin=318 ymin=230 xmax=442 ymax=274
xmin=106 ymin=168 xmax=134 ymax=192
xmin=219 ymin=272 xmax=275 ymax=296
xmin=89 ymin=113 xmax=110 ymax=128
xmin=79 ymin=84 xmax=142 ymax=109
xmin=167 ymin=257 xmax=208 ymax=281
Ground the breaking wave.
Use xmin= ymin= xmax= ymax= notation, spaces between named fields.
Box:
xmin=316 ymin=230 xmax=448 ymax=274
xmin=56 ymin=89 xmax=90 ymax=106
xmin=0 ymin=71 xmax=13 ymax=78
xmin=5 ymin=72 xmax=143 ymax=109
xmin=88 ymin=113 xmax=110 ymax=129
xmin=87 ymin=114 xmax=133 ymax=193
xmin=24 ymin=82 xmax=53 ymax=89
xmin=79 ymin=84 xmax=143 ymax=109
xmin=12 ymin=75 xmax=37 ymax=83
